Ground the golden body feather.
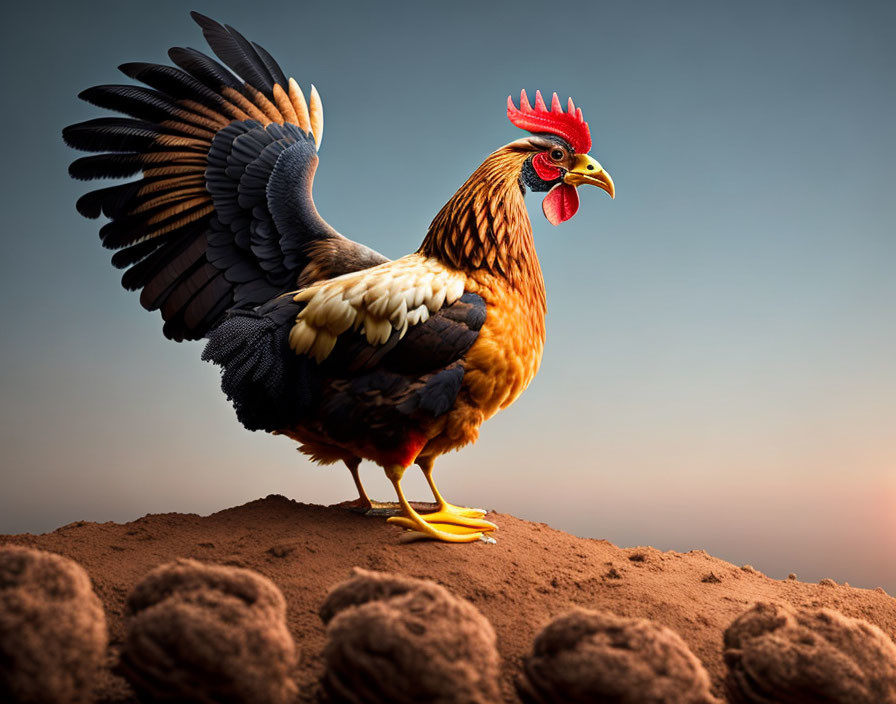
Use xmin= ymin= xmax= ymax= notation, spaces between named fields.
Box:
xmin=423 ymin=266 xmax=546 ymax=457
xmin=282 ymin=143 xmax=547 ymax=466
xmin=419 ymin=145 xmax=547 ymax=457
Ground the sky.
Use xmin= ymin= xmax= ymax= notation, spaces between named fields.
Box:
xmin=1 ymin=0 xmax=894 ymax=591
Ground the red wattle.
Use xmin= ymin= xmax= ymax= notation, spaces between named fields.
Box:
xmin=542 ymin=183 xmax=579 ymax=226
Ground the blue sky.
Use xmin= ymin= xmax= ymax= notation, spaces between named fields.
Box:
xmin=1 ymin=0 xmax=894 ymax=590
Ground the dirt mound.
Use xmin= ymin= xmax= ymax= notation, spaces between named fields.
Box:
xmin=1 ymin=495 xmax=895 ymax=703
xmin=724 ymin=602 xmax=896 ymax=703
xmin=119 ymin=559 xmax=297 ymax=704
xmin=517 ymin=608 xmax=719 ymax=704
xmin=0 ymin=546 xmax=107 ymax=704
xmin=320 ymin=568 xmax=501 ymax=703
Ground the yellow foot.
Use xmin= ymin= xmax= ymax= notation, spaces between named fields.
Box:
xmin=385 ymin=464 xmax=497 ymax=544
xmin=386 ymin=514 xmax=495 ymax=543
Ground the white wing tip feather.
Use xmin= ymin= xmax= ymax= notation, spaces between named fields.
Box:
xmin=309 ymin=84 xmax=323 ymax=151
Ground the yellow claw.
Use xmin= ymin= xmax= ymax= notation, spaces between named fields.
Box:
xmin=427 ymin=502 xmax=488 ymax=519
xmin=417 ymin=509 xmax=497 ymax=532
xmin=386 ymin=515 xmax=487 ymax=543
xmin=387 ymin=513 xmax=498 ymax=535
xmin=398 ymin=529 xmax=497 ymax=545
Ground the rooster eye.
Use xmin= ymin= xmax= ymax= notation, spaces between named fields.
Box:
xmin=550 ymin=149 xmax=564 ymax=161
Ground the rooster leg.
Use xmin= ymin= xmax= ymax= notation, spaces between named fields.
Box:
xmin=384 ymin=465 xmax=493 ymax=543
xmin=415 ymin=457 xmax=495 ymax=530
xmin=343 ymin=458 xmax=373 ymax=510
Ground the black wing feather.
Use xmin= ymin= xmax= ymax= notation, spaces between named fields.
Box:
xmin=78 ymin=85 xmax=179 ymax=122
xmin=190 ymin=12 xmax=275 ymax=98
xmin=118 ymin=62 xmax=227 ymax=111
xmin=167 ymin=47 xmax=243 ymax=92
xmin=76 ymin=181 xmax=143 ymax=219
xmin=62 ymin=118 xmax=162 ymax=153
xmin=251 ymin=42 xmax=288 ymax=88
xmin=224 ymin=24 xmax=277 ymax=95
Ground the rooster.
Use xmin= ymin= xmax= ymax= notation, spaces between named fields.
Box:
xmin=64 ymin=13 xmax=614 ymax=543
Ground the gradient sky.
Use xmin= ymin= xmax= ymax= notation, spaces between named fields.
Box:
xmin=1 ymin=0 xmax=894 ymax=591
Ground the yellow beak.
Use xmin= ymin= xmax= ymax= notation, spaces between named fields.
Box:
xmin=563 ymin=154 xmax=615 ymax=198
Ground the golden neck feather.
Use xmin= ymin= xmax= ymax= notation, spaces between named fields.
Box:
xmin=419 ymin=145 xmax=545 ymax=303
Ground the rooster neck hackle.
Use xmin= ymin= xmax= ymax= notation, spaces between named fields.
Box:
xmin=419 ymin=146 xmax=546 ymax=311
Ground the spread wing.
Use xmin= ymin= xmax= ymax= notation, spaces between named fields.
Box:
xmin=64 ymin=12 xmax=385 ymax=341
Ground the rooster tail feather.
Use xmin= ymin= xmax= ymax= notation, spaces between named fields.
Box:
xmin=202 ymin=306 xmax=317 ymax=431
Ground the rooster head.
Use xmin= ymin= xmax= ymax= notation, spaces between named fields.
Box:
xmin=508 ymin=90 xmax=614 ymax=226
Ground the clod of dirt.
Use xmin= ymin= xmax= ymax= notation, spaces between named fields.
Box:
xmin=516 ymin=608 xmax=720 ymax=704
xmin=0 ymin=546 xmax=107 ymax=704
xmin=605 ymin=566 xmax=623 ymax=579
xmin=319 ymin=568 xmax=501 ymax=704
xmin=724 ymin=601 xmax=896 ymax=703
xmin=119 ymin=559 xmax=296 ymax=704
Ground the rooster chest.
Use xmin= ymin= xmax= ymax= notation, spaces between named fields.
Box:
xmin=455 ymin=274 xmax=546 ymax=424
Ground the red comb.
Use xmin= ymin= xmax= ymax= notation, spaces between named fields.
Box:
xmin=507 ymin=90 xmax=592 ymax=154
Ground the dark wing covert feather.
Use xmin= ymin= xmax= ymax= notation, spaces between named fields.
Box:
xmin=202 ymin=293 xmax=487 ymax=441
